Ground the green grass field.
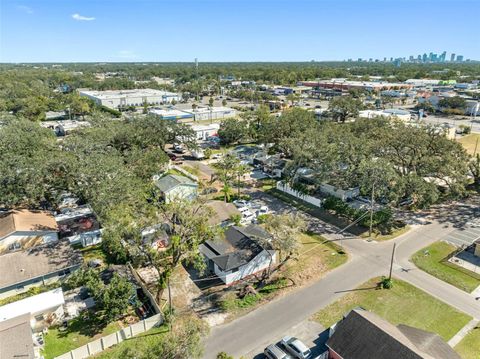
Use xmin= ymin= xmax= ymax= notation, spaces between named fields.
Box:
xmin=313 ymin=277 xmax=471 ymax=342
xmin=455 ymin=326 xmax=480 ymax=359
xmin=411 ymin=241 xmax=480 ymax=293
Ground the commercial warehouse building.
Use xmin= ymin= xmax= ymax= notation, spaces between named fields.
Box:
xmin=79 ymin=89 xmax=181 ymax=109
xmin=149 ymin=108 xmax=194 ymax=121
xmin=300 ymin=79 xmax=412 ymax=92
xmin=183 ymin=106 xmax=237 ymax=121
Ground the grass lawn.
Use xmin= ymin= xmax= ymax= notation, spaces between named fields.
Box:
xmin=42 ymin=313 xmax=122 ymax=359
xmin=93 ymin=325 xmax=168 ymax=358
xmin=79 ymin=245 xmax=110 ymax=266
xmin=411 ymin=241 xmax=480 ymax=293
xmin=0 ymin=283 xmax=59 ymax=306
xmin=312 ymin=278 xmax=471 ymax=342
xmin=457 ymin=133 xmax=480 ymax=155
xmin=455 ymin=327 xmax=480 ymax=359
xmin=360 ymin=224 xmax=411 ymax=241
xmin=284 ymin=233 xmax=348 ymax=285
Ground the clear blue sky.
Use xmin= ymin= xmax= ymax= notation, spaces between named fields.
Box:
xmin=1 ymin=0 xmax=478 ymax=62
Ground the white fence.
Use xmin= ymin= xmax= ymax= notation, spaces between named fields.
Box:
xmin=54 ymin=314 xmax=163 ymax=359
xmin=276 ymin=182 xmax=323 ymax=208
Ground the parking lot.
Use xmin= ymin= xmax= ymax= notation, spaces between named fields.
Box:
xmin=443 ymin=224 xmax=480 ymax=247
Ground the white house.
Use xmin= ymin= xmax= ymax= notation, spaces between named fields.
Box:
xmin=199 ymin=225 xmax=275 ymax=285
xmin=320 ymin=183 xmax=360 ymax=201
xmin=0 ymin=288 xmax=65 ymax=332
xmin=0 ymin=210 xmax=58 ymax=254
xmin=190 ymin=123 xmax=220 ymax=140
xmin=153 ymin=174 xmax=198 ymax=203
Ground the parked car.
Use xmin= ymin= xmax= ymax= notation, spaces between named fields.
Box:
xmin=233 ymin=199 xmax=250 ymax=208
xmin=174 ymin=144 xmax=185 ymax=153
xmin=201 ymin=187 xmax=218 ymax=195
xmin=256 ymin=205 xmax=270 ymax=215
xmin=240 ymin=210 xmax=256 ymax=224
xmin=281 ymin=336 xmax=312 ymax=359
xmin=264 ymin=344 xmax=292 ymax=359
xmin=237 ymin=206 xmax=250 ymax=214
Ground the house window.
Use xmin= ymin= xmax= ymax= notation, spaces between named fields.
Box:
xmin=8 ymin=242 xmax=21 ymax=251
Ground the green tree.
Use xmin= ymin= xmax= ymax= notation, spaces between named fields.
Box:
xmin=214 ymin=154 xmax=241 ymax=202
xmin=260 ymin=213 xmax=306 ymax=278
xmin=328 ymin=95 xmax=363 ymax=122
xmin=217 ymin=118 xmax=249 ymax=145
xmin=127 ymin=200 xmax=215 ymax=304
xmin=209 ymin=97 xmax=214 ymax=107
xmin=222 ymin=99 xmax=228 ymax=107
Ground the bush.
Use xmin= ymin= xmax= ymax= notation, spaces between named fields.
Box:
xmin=380 ymin=276 xmax=393 ymax=289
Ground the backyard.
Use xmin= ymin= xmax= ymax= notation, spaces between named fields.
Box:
xmin=93 ymin=325 xmax=168 ymax=358
xmin=42 ymin=312 xmax=122 ymax=359
xmin=312 ymin=277 xmax=471 ymax=342
xmin=411 ymin=241 xmax=480 ymax=293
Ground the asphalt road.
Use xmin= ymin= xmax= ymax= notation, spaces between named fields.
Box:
xmin=203 ymin=200 xmax=480 ymax=358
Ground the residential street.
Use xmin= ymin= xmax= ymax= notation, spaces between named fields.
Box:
xmin=203 ymin=200 xmax=480 ymax=358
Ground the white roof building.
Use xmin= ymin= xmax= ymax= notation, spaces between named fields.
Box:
xmin=182 ymin=106 xmax=236 ymax=121
xmin=148 ymin=108 xmax=194 ymax=121
xmin=79 ymin=89 xmax=181 ymax=109
xmin=0 ymin=288 xmax=65 ymax=328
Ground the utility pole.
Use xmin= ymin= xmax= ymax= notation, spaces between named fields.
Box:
xmin=369 ymin=181 xmax=375 ymax=238
xmin=167 ymin=278 xmax=172 ymax=331
xmin=388 ymin=243 xmax=396 ymax=280
xmin=474 ymin=137 xmax=479 ymax=156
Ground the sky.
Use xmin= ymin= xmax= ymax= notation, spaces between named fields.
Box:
xmin=1 ymin=0 xmax=479 ymax=63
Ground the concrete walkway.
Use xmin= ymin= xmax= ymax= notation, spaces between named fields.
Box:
xmin=448 ymin=318 xmax=479 ymax=347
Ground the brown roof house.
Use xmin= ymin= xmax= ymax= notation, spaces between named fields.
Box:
xmin=326 ymin=309 xmax=461 ymax=359
xmin=0 ymin=210 xmax=58 ymax=254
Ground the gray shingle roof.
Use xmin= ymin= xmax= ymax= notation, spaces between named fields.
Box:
xmin=0 ymin=240 xmax=82 ymax=290
xmin=203 ymin=225 xmax=271 ymax=271
xmin=154 ymin=174 xmax=197 ymax=193
xmin=0 ymin=313 xmax=34 ymax=359
xmin=326 ymin=309 xmax=461 ymax=359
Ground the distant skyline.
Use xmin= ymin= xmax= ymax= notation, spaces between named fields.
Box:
xmin=1 ymin=0 xmax=479 ymax=63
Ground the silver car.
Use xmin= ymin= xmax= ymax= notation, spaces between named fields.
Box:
xmin=264 ymin=344 xmax=292 ymax=359
xmin=280 ymin=336 xmax=312 ymax=359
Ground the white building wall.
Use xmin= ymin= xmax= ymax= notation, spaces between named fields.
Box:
xmin=164 ymin=185 xmax=198 ymax=203
xmin=320 ymin=184 xmax=359 ymax=201
xmin=215 ymin=250 xmax=276 ymax=285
